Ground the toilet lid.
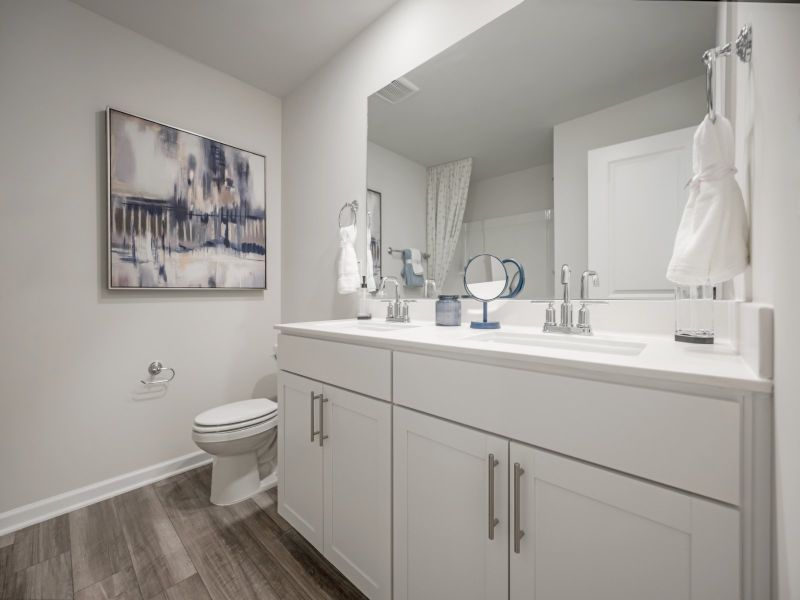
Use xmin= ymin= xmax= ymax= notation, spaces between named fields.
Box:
xmin=194 ymin=398 xmax=276 ymax=428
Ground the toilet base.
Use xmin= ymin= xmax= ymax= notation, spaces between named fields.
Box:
xmin=209 ymin=453 xmax=277 ymax=506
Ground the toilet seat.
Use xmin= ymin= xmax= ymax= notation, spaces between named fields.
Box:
xmin=193 ymin=398 xmax=277 ymax=434
xmin=192 ymin=414 xmax=277 ymax=443
xmin=192 ymin=412 xmax=275 ymax=434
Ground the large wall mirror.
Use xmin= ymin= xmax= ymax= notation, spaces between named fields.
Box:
xmin=365 ymin=0 xmax=719 ymax=300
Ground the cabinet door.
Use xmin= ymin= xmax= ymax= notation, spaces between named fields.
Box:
xmin=278 ymin=371 xmax=324 ymax=551
xmin=322 ymin=386 xmax=391 ymax=600
xmin=394 ymin=407 xmax=508 ymax=600
xmin=510 ymin=442 xmax=740 ymax=600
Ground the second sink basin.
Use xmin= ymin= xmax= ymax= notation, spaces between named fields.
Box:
xmin=469 ymin=331 xmax=646 ymax=356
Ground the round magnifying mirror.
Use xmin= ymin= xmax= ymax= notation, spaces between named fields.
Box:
xmin=464 ymin=254 xmax=507 ymax=329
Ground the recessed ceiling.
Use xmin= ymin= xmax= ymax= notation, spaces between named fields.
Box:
xmin=70 ymin=0 xmax=400 ymax=97
xmin=368 ymin=0 xmax=717 ymax=181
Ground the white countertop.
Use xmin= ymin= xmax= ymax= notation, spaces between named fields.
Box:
xmin=275 ymin=319 xmax=772 ymax=394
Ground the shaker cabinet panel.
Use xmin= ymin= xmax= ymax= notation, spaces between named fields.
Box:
xmin=509 ymin=442 xmax=740 ymax=600
xmin=278 ymin=371 xmax=325 ymax=551
xmin=323 ymin=386 xmax=391 ymax=600
xmin=393 ymin=407 xmax=508 ymax=600
xmin=278 ymin=371 xmax=392 ymax=599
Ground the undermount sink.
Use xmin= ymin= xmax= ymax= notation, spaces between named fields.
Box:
xmin=339 ymin=321 xmax=422 ymax=332
xmin=469 ymin=331 xmax=646 ymax=356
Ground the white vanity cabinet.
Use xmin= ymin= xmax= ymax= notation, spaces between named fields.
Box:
xmin=393 ymin=406 xmax=740 ymax=600
xmin=393 ymin=406 xmax=509 ymax=600
xmin=276 ymin=327 xmax=772 ymax=600
xmin=509 ymin=442 xmax=740 ymax=600
xmin=278 ymin=370 xmax=392 ymax=600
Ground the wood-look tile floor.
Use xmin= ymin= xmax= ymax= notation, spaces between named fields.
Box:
xmin=0 ymin=466 xmax=366 ymax=600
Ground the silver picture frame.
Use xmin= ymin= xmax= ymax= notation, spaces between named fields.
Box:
xmin=106 ymin=107 xmax=267 ymax=290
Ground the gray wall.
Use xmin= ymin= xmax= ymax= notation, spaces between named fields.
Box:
xmin=367 ymin=142 xmax=427 ymax=294
xmin=465 ymin=164 xmax=553 ymax=223
xmin=0 ymin=0 xmax=282 ymax=512
xmin=281 ymin=0 xmax=523 ymax=323
xmin=553 ymin=76 xmax=706 ymax=289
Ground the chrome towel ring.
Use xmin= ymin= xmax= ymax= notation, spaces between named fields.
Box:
xmin=703 ymin=24 xmax=752 ymax=123
xmin=338 ymin=200 xmax=359 ymax=228
xmin=140 ymin=361 xmax=176 ymax=385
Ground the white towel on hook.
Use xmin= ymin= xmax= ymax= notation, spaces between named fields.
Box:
xmin=337 ymin=224 xmax=360 ymax=294
xmin=666 ymin=115 xmax=749 ymax=285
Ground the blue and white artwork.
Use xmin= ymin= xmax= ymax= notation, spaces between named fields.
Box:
xmin=108 ymin=109 xmax=266 ymax=289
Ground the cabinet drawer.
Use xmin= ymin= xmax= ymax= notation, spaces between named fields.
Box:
xmin=278 ymin=334 xmax=391 ymax=400
xmin=394 ymin=352 xmax=741 ymax=505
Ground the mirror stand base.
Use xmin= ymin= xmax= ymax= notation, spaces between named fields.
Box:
xmin=470 ymin=320 xmax=500 ymax=329
xmin=471 ymin=302 xmax=500 ymax=329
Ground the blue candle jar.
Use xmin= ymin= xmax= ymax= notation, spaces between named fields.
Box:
xmin=435 ymin=295 xmax=462 ymax=326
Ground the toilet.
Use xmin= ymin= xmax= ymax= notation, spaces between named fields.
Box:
xmin=192 ymin=397 xmax=278 ymax=506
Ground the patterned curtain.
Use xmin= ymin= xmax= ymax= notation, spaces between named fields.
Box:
xmin=426 ymin=158 xmax=473 ymax=289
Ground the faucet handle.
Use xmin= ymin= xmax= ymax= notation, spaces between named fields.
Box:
xmin=544 ymin=301 xmax=557 ymax=326
xmin=530 ymin=300 xmax=557 ymax=326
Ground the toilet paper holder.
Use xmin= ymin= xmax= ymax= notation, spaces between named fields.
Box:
xmin=141 ymin=361 xmax=176 ymax=385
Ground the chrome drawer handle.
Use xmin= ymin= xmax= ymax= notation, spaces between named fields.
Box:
xmin=514 ymin=462 xmax=525 ymax=553
xmin=319 ymin=396 xmax=329 ymax=447
xmin=310 ymin=392 xmax=323 ymax=443
xmin=488 ymin=453 xmax=500 ymax=540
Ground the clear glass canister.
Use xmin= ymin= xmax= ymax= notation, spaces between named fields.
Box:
xmin=435 ymin=295 xmax=462 ymax=326
xmin=674 ymin=285 xmax=715 ymax=344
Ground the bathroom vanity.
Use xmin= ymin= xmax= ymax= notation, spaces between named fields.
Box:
xmin=276 ymin=319 xmax=772 ymax=600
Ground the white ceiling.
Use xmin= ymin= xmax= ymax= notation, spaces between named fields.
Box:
xmin=368 ymin=0 xmax=717 ymax=181
xmin=70 ymin=0 xmax=399 ymax=97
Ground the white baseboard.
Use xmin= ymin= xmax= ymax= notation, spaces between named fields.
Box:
xmin=0 ymin=451 xmax=212 ymax=536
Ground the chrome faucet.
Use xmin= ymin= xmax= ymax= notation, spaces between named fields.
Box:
xmin=378 ymin=276 xmax=411 ymax=323
xmin=538 ymin=265 xmax=601 ymax=335
xmin=559 ymin=264 xmax=573 ymax=328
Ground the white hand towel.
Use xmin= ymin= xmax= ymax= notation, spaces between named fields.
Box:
xmin=337 ymin=224 xmax=360 ymax=294
xmin=666 ymin=115 xmax=749 ymax=285
xmin=409 ymin=248 xmax=424 ymax=276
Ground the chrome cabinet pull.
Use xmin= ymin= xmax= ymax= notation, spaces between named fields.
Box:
xmin=514 ymin=462 xmax=526 ymax=554
xmin=488 ymin=453 xmax=500 ymax=540
xmin=319 ymin=396 xmax=329 ymax=447
xmin=310 ymin=392 xmax=322 ymax=443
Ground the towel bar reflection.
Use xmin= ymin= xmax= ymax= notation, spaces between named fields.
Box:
xmin=387 ymin=247 xmax=430 ymax=259
xmin=140 ymin=361 xmax=176 ymax=385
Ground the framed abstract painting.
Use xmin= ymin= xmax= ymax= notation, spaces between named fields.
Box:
xmin=107 ymin=108 xmax=266 ymax=289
